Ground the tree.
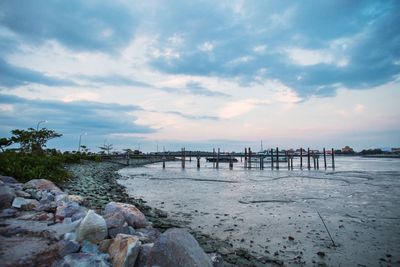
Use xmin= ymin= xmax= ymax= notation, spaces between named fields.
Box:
xmin=99 ymin=143 xmax=113 ymax=155
xmin=11 ymin=127 xmax=62 ymax=153
xmin=0 ymin=138 xmax=12 ymax=152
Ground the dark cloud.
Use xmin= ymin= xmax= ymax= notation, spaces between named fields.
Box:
xmin=0 ymin=59 xmax=77 ymax=88
xmin=0 ymin=0 xmax=136 ymax=53
xmin=0 ymin=94 xmax=153 ymax=136
xmin=147 ymin=0 xmax=400 ymax=97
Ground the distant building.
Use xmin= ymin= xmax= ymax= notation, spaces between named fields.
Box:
xmin=342 ymin=146 xmax=354 ymax=154
xmin=391 ymin=148 xmax=400 ymax=154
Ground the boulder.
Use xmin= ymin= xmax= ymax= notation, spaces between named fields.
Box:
xmin=24 ymin=179 xmax=61 ymax=192
xmin=0 ymin=185 xmax=15 ymax=209
xmin=135 ymin=228 xmax=161 ymax=243
xmin=104 ymin=212 xmax=126 ymax=229
xmin=99 ymin=239 xmax=112 ymax=253
xmin=12 ymin=197 xmax=39 ymax=210
xmin=56 ymin=253 xmax=109 ymax=267
xmin=18 ymin=211 xmax=54 ymax=221
xmin=108 ymin=234 xmax=141 ymax=267
xmin=56 ymin=201 xmax=87 ymax=221
xmin=57 ymin=239 xmax=81 ymax=257
xmin=0 ymin=175 xmax=18 ymax=183
xmin=76 ymin=210 xmax=108 ymax=243
xmin=147 ymin=228 xmax=213 ymax=267
xmin=104 ymin=202 xmax=147 ymax=228
xmin=134 ymin=243 xmax=153 ymax=267
xmin=37 ymin=199 xmax=57 ymax=213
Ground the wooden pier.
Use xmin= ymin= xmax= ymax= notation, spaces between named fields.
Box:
xmin=105 ymin=147 xmax=336 ymax=170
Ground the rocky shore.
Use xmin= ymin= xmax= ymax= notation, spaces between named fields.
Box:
xmin=0 ymin=160 xmax=282 ymax=266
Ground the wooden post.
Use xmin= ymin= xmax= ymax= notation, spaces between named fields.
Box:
xmin=287 ymin=151 xmax=290 ymax=170
xmin=229 ymin=154 xmax=233 ymax=169
xmin=276 ymin=147 xmax=279 ymax=170
xmin=307 ymin=148 xmax=311 ymax=170
xmin=316 ymin=155 xmax=319 ymax=170
xmin=189 ymin=156 xmax=191 ymax=162
xmin=323 ymin=148 xmax=327 ymax=169
xmin=291 ymin=155 xmax=294 ymax=170
xmin=313 ymin=153 xmax=316 ymax=170
xmin=181 ymin=148 xmax=185 ymax=169
xmin=213 ymin=148 xmax=216 ymax=168
xmin=244 ymin=148 xmax=247 ymax=169
xmin=260 ymin=155 xmax=264 ymax=170
xmin=197 ymin=151 xmax=200 ymax=169
xmin=216 ymin=148 xmax=220 ymax=169
xmin=300 ymin=148 xmax=303 ymax=169
xmin=162 ymin=152 xmax=166 ymax=169
xmin=271 ymin=148 xmax=274 ymax=169
xmin=331 ymin=148 xmax=335 ymax=169
xmin=248 ymin=147 xmax=252 ymax=169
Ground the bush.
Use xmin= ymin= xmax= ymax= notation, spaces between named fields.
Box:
xmin=0 ymin=151 xmax=102 ymax=183
xmin=0 ymin=151 xmax=69 ymax=183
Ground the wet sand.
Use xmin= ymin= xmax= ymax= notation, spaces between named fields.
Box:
xmin=118 ymin=157 xmax=400 ymax=266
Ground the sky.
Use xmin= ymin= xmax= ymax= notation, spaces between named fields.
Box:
xmin=0 ymin=0 xmax=399 ymax=152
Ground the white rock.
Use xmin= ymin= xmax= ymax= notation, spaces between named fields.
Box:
xmin=76 ymin=210 xmax=108 ymax=243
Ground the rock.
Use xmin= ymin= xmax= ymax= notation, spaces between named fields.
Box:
xmin=56 ymin=201 xmax=87 ymax=222
xmin=24 ymin=179 xmax=61 ymax=192
xmin=104 ymin=212 xmax=126 ymax=229
xmin=108 ymin=234 xmax=141 ymax=267
xmin=108 ymin=225 xmax=132 ymax=238
xmin=67 ymin=194 xmax=84 ymax=204
xmin=0 ymin=208 xmax=18 ymax=218
xmin=15 ymin=190 xmax=31 ymax=198
xmin=64 ymin=232 xmax=77 ymax=241
xmin=208 ymin=253 xmax=224 ymax=267
xmin=0 ymin=185 xmax=15 ymax=209
xmin=76 ymin=210 xmax=108 ymax=243
xmin=40 ymin=190 xmax=55 ymax=201
xmin=135 ymin=228 xmax=161 ymax=243
xmin=18 ymin=211 xmax=54 ymax=221
xmin=99 ymin=239 xmax=112 ymax=253
xmin=147 ymin=228 xmax=213 ymax=267
xmin=134 ymin=243 xmax=153 ymax=267
xmin=37 ymin=199 xmax=57 ymax=213
xmin=56 ymin=253 xmax=109 ymax=267
xmin=81 ymin=240 xmax=100 ymax=254
xmin=57 ymin=239 xmax=81 ymax=257
xmin=0 ymin=175 xmax=18 ymax=183
xmin=104 ymin=202 xmax=147 ymax=228
xmin=12 ymin=197 xmax=39 ymax=210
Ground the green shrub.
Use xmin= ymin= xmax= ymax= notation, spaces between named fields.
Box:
xmin=0 ymin=151 xmax=69 ymax=183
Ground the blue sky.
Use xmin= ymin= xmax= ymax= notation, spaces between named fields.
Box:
xmin=0 ymin=0 xmax=399 ymax=152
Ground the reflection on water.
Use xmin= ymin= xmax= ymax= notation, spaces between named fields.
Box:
xmin=119 ymin=156 xmax=400 ymax=266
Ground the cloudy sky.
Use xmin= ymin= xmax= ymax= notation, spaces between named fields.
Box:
xmin=0 ymin=0 xmax=399 ymax=152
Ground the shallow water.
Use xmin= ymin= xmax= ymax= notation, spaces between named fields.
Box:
xmin=118 ymin=156 xmax=400 ymax=266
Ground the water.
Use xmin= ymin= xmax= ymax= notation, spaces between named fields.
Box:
xmin=118 ymin=157 xmax=400 ymax=266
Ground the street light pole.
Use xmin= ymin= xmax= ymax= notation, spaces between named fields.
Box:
xmin=78 ymin=132 xmax=87 ymax=152
xmin=36 ymin=120 xmax=47 ymax=131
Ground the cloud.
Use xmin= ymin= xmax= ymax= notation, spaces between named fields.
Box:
xmin=145 ymin=1 xmax=400 ymax=97
xmin=0 ymin=0 xmax=137 ymax=53
xmin=0 ymin=59 xmax=77 ymax=88
xmin=218 ymin=99 xmax=271 ymax=119
xmin=185 ymin=81 xmax=229 ymax=97
xmin=0 ymin=93 xmax=153 ymax=135
xmin=78 ymin=74 xmax=151 ymax=88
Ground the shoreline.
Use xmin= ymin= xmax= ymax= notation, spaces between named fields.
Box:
xmin=63 ymin=160 xmax=283 ymax=266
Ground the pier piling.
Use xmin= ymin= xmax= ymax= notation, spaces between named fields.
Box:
xmin=271 ymin=148 xmax=274 ymax=169
xmin=323 ymin=148 xmax=327 ymax=169
xmin=300 ymin=148 xmax=303 ymax=169
xmin=216 ymin=148 xmax=220 ymax=169
xmin=276 ymin=147 xmax=279 ymax=170
xmin=307 ymin=148 xmax=311 ymax=170
xmin=331 ymin=148 xmax=335 ymax=169
xmin=244 ymin=148 xmax=248 ymax=169
xmin=248 ymin=147 xmax=252 ymax=169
